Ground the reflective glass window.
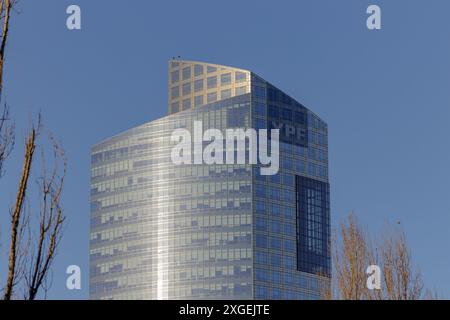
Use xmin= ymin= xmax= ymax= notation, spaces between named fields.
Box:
xmin=194 ymin=64 xmax=204 ymax=76
xmin=221 ymin=73 xmax=231 ymax=85
xmin=182 ymin=82 xmax=191 ymax=95
xmin=207 ymin=76 xmax=217 ymax=89
xmin=207 ymin=92 xmax=217 ymax=103
xmin=171 ymin=86 xmax=179 ymax=98
xmin=194 ymin=79 xmax=203 ymax=92
xmin=182 ymin=66 xmax=191 ymax=80
xmin=236 ymin=71 xmax=247 ymax=82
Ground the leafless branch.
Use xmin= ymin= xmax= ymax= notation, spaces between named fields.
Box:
xmin=331 ymin=212 xmax=430 ymax=300
xmin=0 ymin=103 xmax=14 ymax=176
xmin=0 ymin=0 xmax=17 ymax=96
xmin=3 ymin=125 xmax=36 ymax=300
xmin=23 ymin=132 xmax=67 ymax=300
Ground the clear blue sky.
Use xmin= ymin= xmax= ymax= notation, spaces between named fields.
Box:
xmin=0 ymin=0 xmax=449 ymax=299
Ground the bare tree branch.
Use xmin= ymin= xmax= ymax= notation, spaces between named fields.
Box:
xmin=333 ymin=213 xmax=373 ymax=300
xmin=331 ymin=213 xmax=430 ymax=300
xmin=380 ymin=228 xmax=424 ymax=300
xmin=24 ymin=132 xmax=67 ymax=300
xmin=0 ymin=0 xmax=13 ymax=95
xmin=0 ymin=103 xmax=14 ymax=176
xmin=3 ymin=126 xmax=36 ymax=300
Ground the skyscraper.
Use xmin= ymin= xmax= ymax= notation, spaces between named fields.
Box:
xmin=90 ymin=60 xmax=330 ymax=300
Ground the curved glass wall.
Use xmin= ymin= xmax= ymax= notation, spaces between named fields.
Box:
xmin=91 ymin=95 xmax=253 ymax=299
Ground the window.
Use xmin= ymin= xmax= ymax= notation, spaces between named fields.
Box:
xmin=269 ymin=187 xmax=281 ymax=200
xmin=256 ymin=234 xmax=267 ymax=248
xmin=268 ymin=105 xmax=279 ymax=118
xmin=282 ymin=157 xmax=293 ymax=170
xmin=270 ymin=203 xmax=281 ymax=216
xmin=235 ymin=86 xmax=247 ymax=95
xmin=207 ymin=92 xmax=217 ymax=103
xmin=221 ymin=73 xmax=231 ymax=85
xmin=296 ymin=160 xmax=306 ymax=173
xmin=255 ymin=119 xmax=265 ymax=130
xmin=255 ymin=252 xmax=268 ymax=264
xmin=256 ymin=201 xmax=265 ymax=213
xmin=207 ymin=66 xmax=217 ymax=73
xmin=269 ymin=174 xmax=280 ymax=184
xmin=221 ymin=89 xmax=231 ymax=99
xmin=270 ymin=254 xmax=281 ymax=267
xmin=171 ymin=70 xmax=179 ymax=83
xmin=207 ymin=76 xmax=217 ymax=89
xmin=272 ymin=272 xmax=282 ymax=283
xmin=283 ymin=190 xmax=295 ymax=202
xmin=270 ymin=220 xmax=281 ymax=233
xmin=283 ymin=174 xmax=294 ymax=187
xmin=282 ymin=108 xmax=292 ymax=121
xmin=182 ymin=67 xmax=191 ymax=80
xmin=194 ymin=64 xmax=203 ymax=76
xmin=254 ymin=103 xmax=266 ymax=116
xmin=194 ymin=79 xmax=203 ymax=92
xmin=253 ymin=86 xmax=266 ymax=99
xmin=256 ymin=269 xmax=268 ymax=281
xmin=182 ymin=82 xmax=191 ymax=96
xmin=171 ymin=86 xmax=179 ymax=98
xmin=171 ymin=102 xmax=179 ymax=113
xmin=296 ymin=176 xmax=331 ymax=277
xmin=182 ymin=98 xmax=191 ymax=110
xmin=284 ymin=239 xmax=296 ymax=252
xmin=235 ymin=71 xmax=247 ymax=82
xmin=285 ymin=259 xmax=296 ymax=273
xmin=270 ymin=238 xmax=281 ymax=250
xmin=294 ymin=111 xmax=306 ymax=125
xmin=295 ymin=145 xmax=307 ymax=158
xmin=255 ymin=217 xmax=267 ymax=231
xmin=284 ymin=221 xmax=295 ymax=235
xmin=194 ymin=95 xmax=203 ymax=107
xmin=255 ymin=185 xmax=266 ymax=198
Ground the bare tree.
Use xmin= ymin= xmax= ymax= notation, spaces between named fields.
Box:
xmin=380 ymin=228 xmax=423 ymax=300
xmin=331 ymin=212 xmax=429 ymax=300
xmin=332 ymin=213 xmax=374 ymax=300
xmin=0 ymin=0 xmax=18 ymax=95
xmin=0 ymin=0 xmax=67 ymax=300
xmin=0 ymin=0 xmax=16 ymax=175
xmin=3 ymin=123 xmax=67 ymax=300
xmin=3 ymin=126 xmax=36 ymax=300
xmin=0 ymin=103 xmax=14 ymax=176
xmin=23 ymin=134 xmax=66 ymax=300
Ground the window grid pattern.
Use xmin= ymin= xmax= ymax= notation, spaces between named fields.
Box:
xmin=91 ymin=95 xmax=253 ymax=299
xmin=168 ymin=61 xmax=251 ymax=114
xmin=91 ymin=62 xmax=331 ymax=300
xmin=251 ymin=74 xmax=330 ymax=300
xmin=295 ymin=176 xmax=331 ymax=277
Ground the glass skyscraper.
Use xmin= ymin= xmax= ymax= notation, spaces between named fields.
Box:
xmin=90 ymin=60 xmax=330 ymax=300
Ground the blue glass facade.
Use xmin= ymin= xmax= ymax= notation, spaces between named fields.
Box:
xmin=251 ymin=74 xmax=330 ymax=299
xmin=90 ymin=61 xmax=330 ymax=300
